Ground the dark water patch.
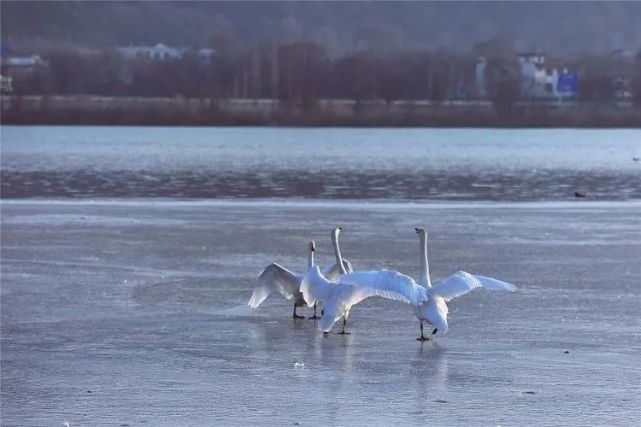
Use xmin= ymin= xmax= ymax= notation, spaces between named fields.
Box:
xmin=2 ymin=169 xmax=640 ymax=201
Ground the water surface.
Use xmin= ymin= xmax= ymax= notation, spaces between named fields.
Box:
xmin=2 ymin=126 xmax=640 ymax=200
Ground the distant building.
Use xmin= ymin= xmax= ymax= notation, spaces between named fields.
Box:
xmin=520 ymin=64 xmax=536 ymax=95
xmin=3 ymin=54 xmax=45 ymax=68
xmin=517 ymin=52 xmax=578 ymax=99
xmin=556 ymin=69 xmax=579 ymax=96
xmin=517 ymin=52 xmax=545 ymax=66
xmin=613 ymin=76 xmax=633 ymax=100
xmin=475 ymin=56 xmax=487 ymax=98
xmin=117 ymin=43 xmax=187 ymax=60
xmin=518 ymin=52 xmax=547 ymax=97
xmin=1 ymin=75 xmax=13 ymax=94
xmin=2 ymin=54 xmax=48 ymax=78
xmin=609 ymin=49 xmax=635 ymax=99
xmin=116 ymin=43 xmax=217 ymax=62
xmin=197 ymin=48 xmax=217 ymax=63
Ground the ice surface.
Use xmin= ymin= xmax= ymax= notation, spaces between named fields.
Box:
xmin=1 ymin=200 xmax=640 ymax=426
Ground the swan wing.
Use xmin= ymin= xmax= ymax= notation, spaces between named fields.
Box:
xmin=300 ymin=266 xmax=334 ymax=306
xmin=316 ymin=282 xmax=415 ymax=332
xmin=322 ymin=258 xmax=353 ymax=282
xmin=473 ymin=275 xmax=518 ymax=292
xmin=339 ymin=281 xmax=416 ymax=307
xmin=339 ymin=269 xmax=427 ymax=305
xmin=248 ymin=263 xmax=300 ymax=308
xmin=431 ymin=271 xmax=516 ymax=302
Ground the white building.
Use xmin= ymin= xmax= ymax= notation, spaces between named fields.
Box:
xmin=2 ymin=55 xmax=48 ymax=78
xmin=117 ymin=43 xmax=187 ymax=60
xmin=475 ymin=56 xmax=487 ymax=98
xmin=116 ymin=44 xmax=217 ymax=62
xmin=1 ymin=75 xmax=13 ymax=93
xmin=3 ymin=54 xmax=45 ymax=67
xmin=518 ymin=52 xmax=577 ymax=99
xmin=518 ymin=52 xmax=548 ymax=97
xmin=518 ymin=52 xmax=545 ymax=67
xmin=197 ymin=48 xmax=217 ymax=63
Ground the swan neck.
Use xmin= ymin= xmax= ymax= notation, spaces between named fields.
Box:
xmin=307 ymin=248 xmax=314 ymax=269
xmin=332 ymin=231 xmax=347 ymax=275
xmin=418 ymin=233 xmax=431 ymax=288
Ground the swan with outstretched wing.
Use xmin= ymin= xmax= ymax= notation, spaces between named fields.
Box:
xmin=301 ymin=227 xmax=427 ymax=334
xmin=332 ymin=228 xmax=516 ymax=339
xmin=249 ymin=240 xmax=352 ymax=319
xmin=302 ymin=264 xmax=419 ymax=333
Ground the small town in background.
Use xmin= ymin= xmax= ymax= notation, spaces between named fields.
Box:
xmin=2 ymin=3 xmax=641 ymax=127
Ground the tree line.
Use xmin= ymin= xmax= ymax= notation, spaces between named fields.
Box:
xmin=4 ymin=40 xmax=641 ymax=114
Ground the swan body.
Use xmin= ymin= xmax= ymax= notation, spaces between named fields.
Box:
xmin=301 ymin=265 xmax=415 ymax=332
xmin=301 ymin=228 xmax=419 ymax=334
xmin=248 ymin=240 xmax=352 ymax=318
xmin=347 ymin=269 xmax=514 ymax=335
xmin=333 ymin=228 xmax=517 ymax=339
xmin=413 ymin=270 xmax=516 ymax=334
xmin=412 ymin=228 xmax=516 ymax=338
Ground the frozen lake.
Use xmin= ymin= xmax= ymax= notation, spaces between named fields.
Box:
xmin=2 ymin=126 xmax=641 ymax=200
xmin=2 ymin=199 xmax=640 ymax=426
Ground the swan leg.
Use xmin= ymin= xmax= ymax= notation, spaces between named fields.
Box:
xmin=417 ymin=321 xmax=430 ymax=341
xmin=432 ymin=328 xmax=438 ymax=335
xmin=337 ymin=317 xmax=351 ymax=335
xmin=308 ymin=303 xmax=320 ymax=320
xmin=292 ymin=303 xmax=305 ymax=319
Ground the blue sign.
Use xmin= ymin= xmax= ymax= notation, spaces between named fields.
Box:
xmin=557 ymin=71 xmax=578 ymax=93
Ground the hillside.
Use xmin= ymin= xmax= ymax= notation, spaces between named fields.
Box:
xmin=2 ymin=1 xmax=641 ymax=55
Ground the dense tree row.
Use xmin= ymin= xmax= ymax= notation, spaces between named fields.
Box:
xmin=4 ymin=41 xmax=641 ymax=114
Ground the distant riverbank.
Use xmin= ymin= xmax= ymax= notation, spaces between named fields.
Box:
xmin=2 ymin=95 xmax=640 ymax=127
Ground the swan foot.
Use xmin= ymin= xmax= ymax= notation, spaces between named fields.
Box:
xmin=338 ymin=318 xmax=350 ymax=335
xmin=309 ymin=304 xmax=320 ymax=320
xmin=417 ymin=322 xmax=430 ymax=341
xmin=292 ymin=304 xmax=305 ymax=319
xmin=432 ymin=328 xmax=438 ymax=335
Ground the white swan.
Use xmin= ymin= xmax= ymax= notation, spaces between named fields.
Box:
xmin=301 ymin=227 xmax=417 ymax=334
xmin=248 ymin=240 xmax=352 ymax=318
xmin=342 ymin=228 xmax=517 ymax=340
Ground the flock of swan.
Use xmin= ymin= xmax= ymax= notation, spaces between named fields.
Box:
xmin=249 ymin=227 xmax=517 ymax=340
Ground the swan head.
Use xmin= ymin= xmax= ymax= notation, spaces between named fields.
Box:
xmin=308 ymin=240 xmax=316 ymax=252
xmin=331 ymin=227 xmax=342 ymax=237
xmin=415 ymin=227 xmax=427 ymax=236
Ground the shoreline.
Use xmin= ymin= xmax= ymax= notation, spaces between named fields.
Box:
xmin=3 ymin=95 xmax=641 ymax=128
